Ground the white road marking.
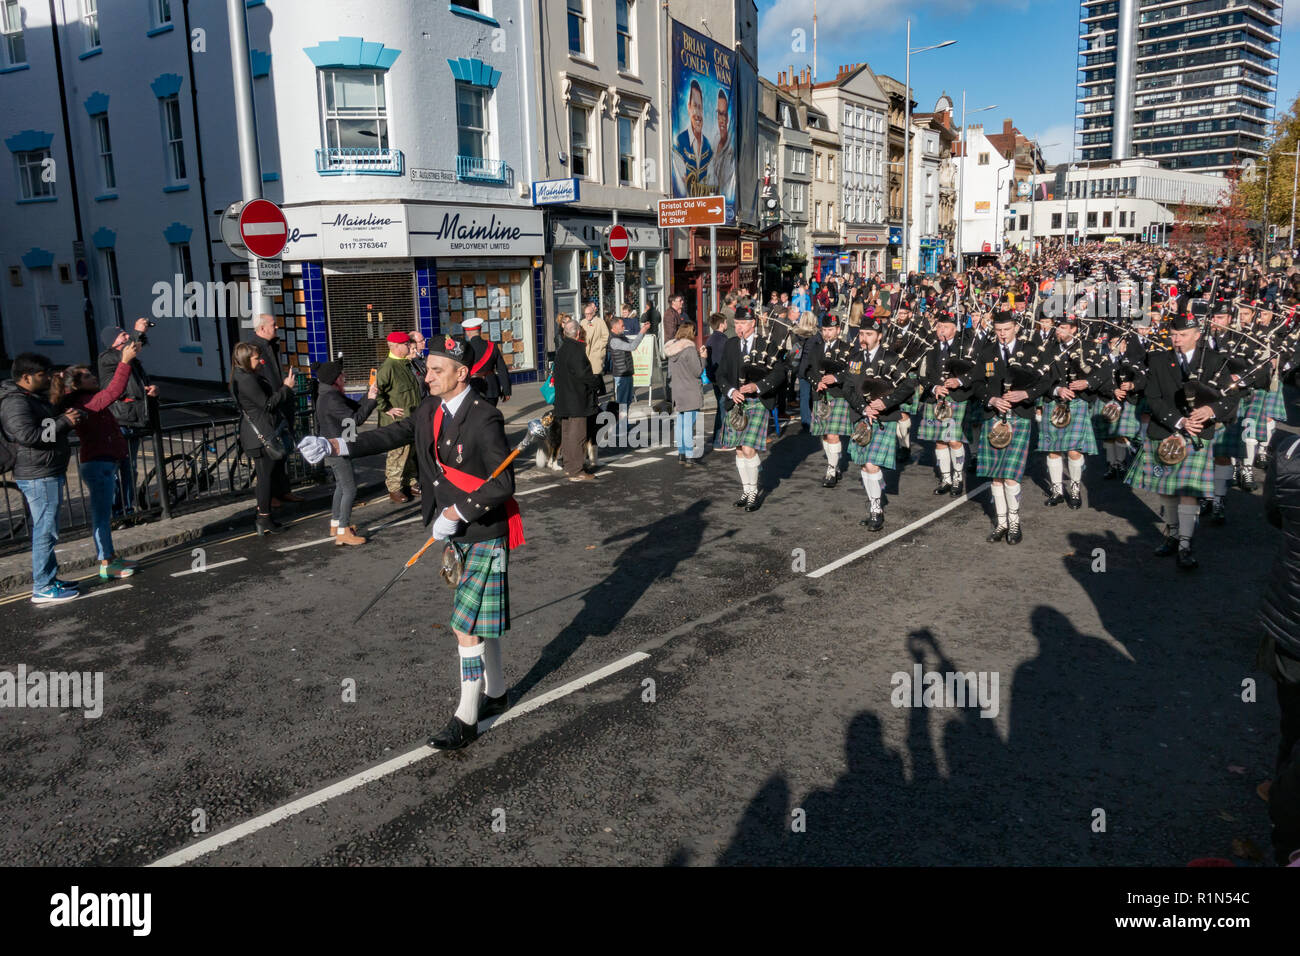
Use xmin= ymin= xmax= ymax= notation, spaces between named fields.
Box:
xmin=35 ymin=584 xmax=133 ymax=607
xmin=366 ymin=516 xmax=422 ymax=532
xmin=515 ymin=483 xmax=560 ymax=497
xmin=170 ymin=557 xmax=248 ymax=578
xmin=807 ymin=482 xmax=991 ymax=578
xmin=276 ymin=537 xmax=336 ymax=553
xmin=148 ymin=650 xmax=651 ymax=867
xmin=610 ymin=458 xmax=659 ymax=469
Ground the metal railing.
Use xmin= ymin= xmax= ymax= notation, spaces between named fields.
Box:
xmin=456 ymin=155 xmax=509 ymax=184
xmin=1 ymin=393 xmax=324 ymax=558
xmin=315 ymin=146 xmax=405 ymax=176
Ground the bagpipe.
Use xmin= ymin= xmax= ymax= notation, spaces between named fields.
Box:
xmin=809 ymin=339 xmax=853 ymax=425
xmin=848 ymin=346 xmax=923 ymax=448
xmin=934 ymin=330 xmax=982 ymax=423
xmin=987 ymin=338 xmax=1057 ymax=450
xmin=726 ymin=318 xmax=793 ymax=434
xmin=1047 ymin=333 xmax=1104 ymax=429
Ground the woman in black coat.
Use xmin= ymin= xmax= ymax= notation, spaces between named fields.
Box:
xmin=312 ymin=359 xmax=378 ymax=545
xmin=553 ymin=316 xmax=602 ymax=481
xmin=231 ymin=341 xmax=296 ymax=534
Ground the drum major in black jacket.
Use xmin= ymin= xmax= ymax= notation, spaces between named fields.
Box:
xmin=715 ymin=311 xmax=789 ymax=511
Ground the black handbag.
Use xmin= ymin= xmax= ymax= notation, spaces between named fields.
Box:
xmin=246 ymin=416 xmax=285 ymax=460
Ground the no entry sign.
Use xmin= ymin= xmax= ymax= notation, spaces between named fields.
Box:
xmin=606 ymin=224 xmax=630 ymax=262
xmin=239 ymin=199 xmax=289 ymax=259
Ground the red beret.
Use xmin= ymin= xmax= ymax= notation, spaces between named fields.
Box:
xmin=386 ymin=331 xmax=410 ymax=344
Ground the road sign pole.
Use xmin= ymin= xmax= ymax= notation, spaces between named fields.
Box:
xmin=710 ymin=226 xmax=718 ymax=321
xmin=226 ymin=0 xmax=270 ymax=325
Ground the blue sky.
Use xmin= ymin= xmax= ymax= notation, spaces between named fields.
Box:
xmin=755 ymin=0 xmax=1300 ymax=166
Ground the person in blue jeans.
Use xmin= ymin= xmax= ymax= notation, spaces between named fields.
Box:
xmin=665 ymin=321 xmax=705 ymax=466
xmin=0 ymin=354 xmax=84 ymax=603
xmin=704 ymin=313 xmax=729 ymax=447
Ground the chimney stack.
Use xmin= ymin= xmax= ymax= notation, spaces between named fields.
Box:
xmin=1003 ymin=119 xmax=1013 ymax=135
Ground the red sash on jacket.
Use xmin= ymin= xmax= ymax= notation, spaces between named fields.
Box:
xmin=470 ymin=341 xmax=496 ymax=377
xmin=433 ymin=401 xmax=524 ymax=550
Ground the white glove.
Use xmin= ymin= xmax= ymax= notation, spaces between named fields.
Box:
xmin=432 ymin=513 xmax=460 ymax=540
xmin=297 ymin=435 xmax=346 ymax=464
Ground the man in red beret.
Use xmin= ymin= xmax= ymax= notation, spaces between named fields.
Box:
xmin=376 ymin=331 xmax=423 ymax=502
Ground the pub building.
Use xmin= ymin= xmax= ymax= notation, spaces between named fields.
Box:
xmin=670 ymin=226 xmax=762 ymax=341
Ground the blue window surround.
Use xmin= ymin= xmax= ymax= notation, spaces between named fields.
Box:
xmin=22 ymin=248 xmax=54 ymax=269
xmin=78 ymin=48 xmax=102 ymax=60
xmin=17 ymin=196 xmax=57 ymax=205
xmin=0 ymin=64 xmax=30 ymax=75
xmin=447 ymin=57 xmax=501 ymax=88
xmin=163 ymin=184 xmax=190 ymax=193
xmin=91 ymin=228 xmax=116 ymax=250
xmin=449 ymin=4 xmax=499 ymax=27
xmin=94 ymin=193 xmax=118 ymax=202
xmin=151 ymin=73 xmax=184 ymax=98
xmin=246 ymin=0 xmax=264 ymax=6
xmin=163 ymin=222 xmax=192 ymax=244
xmin=303 ymin=37 xmax=401 ymax=70
xmin=147 ymin=24 xmax=175 ymax=38
xmin=84 ymin=91 xmax=109 ymax=116
xmin=5 ymin=130 xmax=54 ymax=152
xmin=261 ymin=172 xmax=279 ymax=182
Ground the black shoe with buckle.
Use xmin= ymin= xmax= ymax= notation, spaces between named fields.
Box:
xmin=429 ymin=715 xmax=479 ymax=750
xmin=1154 ymin=534 xmax=1179 ymax=557
xmin=734 ymin=494 xmax=749 ymax=508
xmin=822 ymin=467 xmax=838 ymax=488
xmin=479 ymin=693 xmax=509 ymax=720
xmin=1066 ymin=481 xmax=1083 ymax=510
xmin=987 ymin=522 xmax=1008 ymax=543
xmin=860 ymin=501 xmax=884 ymax=531
xmin=1176 ymin=547 xmax=1198 ymax=571
xmin=934 ymin=481 xmax=953 ymax=496
xmin=1046 ymin=486 xmax=1065 ymax=507
xmin=1240 ymin=465 xmax=1257 ymax=492
xmin=950 ymin=477 xmax=965 ymax=498
xmin=1006 ymin=515 xmax=1023 ymax=545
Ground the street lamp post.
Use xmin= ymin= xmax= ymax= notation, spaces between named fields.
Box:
xmin=902 ymin=20 xmax=955 ymax=277
xmin=1028 ymin=141 xmax=1060 ymax=261
xmin=956 ymin=92 xmax=997 ymax=274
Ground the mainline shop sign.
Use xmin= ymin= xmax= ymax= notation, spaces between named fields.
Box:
xmin=281 ymin=204 xmax=545 ymax=260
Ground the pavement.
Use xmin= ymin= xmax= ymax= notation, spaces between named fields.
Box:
xmin=0 ymin=404 xmax=1289 ymax=866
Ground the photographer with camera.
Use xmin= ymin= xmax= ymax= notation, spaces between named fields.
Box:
xmin=0 ymin=354 xmax=85 ymax=603
xmin=97 ymin=316 xmax=157 ymax=517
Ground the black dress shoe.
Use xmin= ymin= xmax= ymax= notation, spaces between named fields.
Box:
xmin=429 ymin=716 xmax=479 ymax=750
xmin=1199 ymin=497 xmax=1213 ymax=517
xmin=987 ymin=524 xmax=1008 ymax=543
xmin=898 ymin=446 xmax=912 ymax=464
xmin=1154 ymin=535 xmax=1179 ymax=557
xmin=950 ymin=478 xmax=965 ymax=498
xmin=1176 ymin=548 xmax=1198 ymax=570
xmin=1066 ymin=481 xmax=1082 ymax=510
xmin=862 ymin=504 xmax=884 ymax=532
xmin=934 ymin=482 xmax=953 ymax=496
xmin=822 ymin=469 xmax=838 ymax=488
xmin=744 ymin=492 xmax=761 ymax=512
xmin=1211 ymin=500 xmax=1226 ymax=525
xmin=734 ymin=495 xmax=749 ymax=508
xmin=255 ymin=515 xmax=285 ymax=535
xmin=1006 ymin=521 xmax=1023 ymax=545
xmin=479 ymin=693 xmax=509 ymax=720
xmin=1103 ymin=464 xmax=1119 ymax=480
xmin=1045 ymin=488 xmax=1065 ymax=506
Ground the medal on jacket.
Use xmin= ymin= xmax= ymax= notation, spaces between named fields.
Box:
xmin=456 ymin=443 xmax=464 ymax=465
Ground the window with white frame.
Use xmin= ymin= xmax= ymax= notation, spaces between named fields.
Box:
xmin=827 ymin=155 xmax=834 ymax=182
xmin=844 ymin=106 xmax=851 ymax=127
xmin=160 ymin=94 xmax=187 ymax=182
xmin=15 ymin=148 xmax=53 ymax=200
xmin=80 ymin=0 xmax=98 ymax=50
xmin=793 ymin=183 xmax=804 ymax=213
xmin=102 ymin=249 xmax=123 ymax=327
xmin=615 ymin=0 xmax=634 ymax=72
xmin=32 ymin=268 xmax=60 ymax=339
xmin=1 ymin=0 xmax=25 ymax=67
xmin=569 ymin=104 xmax=591 ymax=178
xmin=828 ymin=203 xmax=835 ymax=231
xmin=93 ymin=114 xmax=115 ymax=192
xmin=815 ymin=153 xmax=822 ymax=180
xmin=814 ymin=201 xmax=822 ymax=231
xmin=320 ymin=70 xmax=388 ymax=155
xmin=617 ymin=114 xmax=637 ymax=186
xmin=978 ymin=152 xmax=989 ymax=165
xmin=152 ymin=0 xmax=171 ymax=28
xmin=567 ymin=0 xmax=587 ymax=57
xmin=456 ymin=82 xmax=490 ymax=160
xmin=175 ymin=243 xmax=199 ymax=343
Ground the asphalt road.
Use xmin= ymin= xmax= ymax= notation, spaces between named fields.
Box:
xmin=0 ymin=416 xmax=1285 ymax=866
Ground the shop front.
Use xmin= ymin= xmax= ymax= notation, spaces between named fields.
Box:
xmin=813 ymin=244 xmax=841 ymax=282
xmin=919 ymin=236 xmax=946 ymax=275
xmin=845 ymin=231 xmax=888 ymax=278
xmin=549 ymin=214 xmax=664 ymax=352
xmin=280 ymin=202 xmax=546 ymax=388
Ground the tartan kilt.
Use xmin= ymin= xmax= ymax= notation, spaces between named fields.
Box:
xmin=1125 ymin=438 xmax=1214 ymax=497
xmin=1036 ymin=400 xmax=1099 ymax=455
xmin=848 ymin=419 xmax=898 ymax=468
xmin=1090 ymin=398 xmax=1140 ymax=441
xmin=899 ymin=390 xmax=921 ymax=416
xmin=721 ymin=397 xmax=770 ymax=451
xmin=917 ymin=400 xmax=971 ymax=444
xmin=1211 ymin=418 xmax=1244 ymax=458
xmin=1241 ymin=386 xmax=1288 ymax=425
xmin=810 ymin=394 xmax=854 ymax=436
xmin=976 ymin=416 xmax=1032 ymax=480
xmin=448 ymin=537 xmax=510 ymax=639
xmin=1135 ymin=396 xmax=1152 ymax=418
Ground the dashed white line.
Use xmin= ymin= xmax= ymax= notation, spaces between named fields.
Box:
xmin=610 ymin=458 xmax=659 ymax=469
xmin=276 ymin=537 xmax=336 ymax=553
xmin=515 ymin=483 xmax=560 ymax=497
xmin=806 ymin=482 xmax=990 ymax=578
xmin=148 ymin=650 xmax=651 ymax=867
xmin=170 ymin=557 xmax=248 ymax=578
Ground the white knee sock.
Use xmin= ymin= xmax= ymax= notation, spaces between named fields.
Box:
xmin=950 ymin=445 xmax=966 ymax=473
xmin=1244 ymin=436 xmax=1258 ymax=463
xmin=1213 ymin=464 xmax=1234 ymax=499
xmin=1176 ymin=503 xmax=1198 ymax=549
xmin=455 ymin=643 xmax=486 ymax=725
xmin=482 ymin=639 xmax=505 ymax=698
xmin=992 ymin=483 xmax=1008 ymax=520
xmin=823 ymin=440 xmax=839 ymax=468
xmin=742 ymin=455 xmax=760 ymax=493
xmin=863 ymin=469 xmax=882 ymax=502
xmin=897 ymin=418 xmax=910 ymax=447
xmin=1005 ymin=480 xmax=1021 ymax=512
xmin=1067 ymin=456 xmax=1084 ymax=483
xmin=1160 ymin=494 xmax=1179 ymax=532
xmin=1266 ymin=418 xmax=1277 ymax=446
xmin=935 ymin=445 xmax=952 ymax=479
xmin=735 ymin=454 xmax=747 ymax=491
xmin=1047 ymin=455 xmax=1064 ymax=488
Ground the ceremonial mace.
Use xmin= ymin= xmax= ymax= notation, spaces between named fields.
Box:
xmin=353 ymin=415 xmax=553 ymax=625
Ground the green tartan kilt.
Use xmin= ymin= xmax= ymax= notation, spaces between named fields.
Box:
xmin=917 ymin=400 xmax=971 ymax=444
xmin=1241 ymin=386 xmax=1288 ymax=425
xmin=448 ymin=536 xmax=510 ymax=639
xmin=1036 ymin=399 xmax=1099 ymax=454
xmin=899 ymin=391 xmax=921 ymax=416
xmin=721 ymin=397 xmax=770 ymax=451
xmin=976 ymin=416 xmax=1032 ymax=480
xmin=1211 ymin=418 xmax=1244 ymax=458
xmin=848 ymin=418 xmax=898 ymax=468
xmin=810 ymin=394 xmax=854 ymax=436
xmin=1090 ymin=398 xmax=1140 ymax=441
xmin=1125 ymin=438 xmax=1214 ymax=497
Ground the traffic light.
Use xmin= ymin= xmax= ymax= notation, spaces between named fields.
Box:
xmin=1141 ymin=227 xmax=1148 ymax=243
xmin=1269 ymin=224 xmax=1279 ymax=242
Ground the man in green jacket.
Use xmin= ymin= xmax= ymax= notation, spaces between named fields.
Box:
xmin=376 ymin=331 xmax=423 ymax=502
